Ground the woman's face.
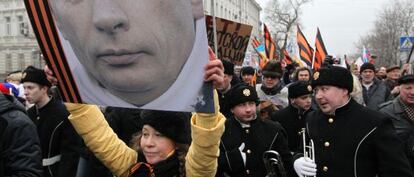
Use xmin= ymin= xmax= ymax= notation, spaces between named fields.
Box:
xmin=140 ymin=125 xmax=175 ymax=164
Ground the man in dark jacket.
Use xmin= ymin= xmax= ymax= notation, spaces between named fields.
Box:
xmin=217 ymin=83 xmax=294 ymax=177
xmin=293 ymin=66 xmax=414 ymax=177
xmin=22 ymin=66 xmax=82 ymax=177
xmin=359 ymin=63 xmax=392 ymax=110
xmin=272 ymin=81 xmax=313 ymax=153
xmin=380 ymin=74 xmax=414 ymax=168
xmin=0 ymin=92 xmax=42 ymax=177
xmin=217 ymin=59 xmax=237 ymax=118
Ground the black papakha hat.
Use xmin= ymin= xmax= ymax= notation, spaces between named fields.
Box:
xmin=222 ymin=59 xmax=234 ymax=75
xmin=288 ymin=81 xmax=313 ymax=98
xmin=227 ymin=83 xmax=259 ymax=108
xmin=240 ymin=66 xmax=255 ymax=76
xmin=398 ymin=74 xmax=414 ymax=85
xmin=360 ymin=63 xmax=375 ymax=73
xmin=262 ymin=61 xmax=283 ymax=78
xmin=140 ymin=110 xmax=191 ymax=144
xmin=21 ymin=66 xmax=51 ymax=87
xmin=312 ymin=66 xmax=353 ymax=93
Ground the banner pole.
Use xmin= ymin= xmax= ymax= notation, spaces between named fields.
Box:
xmin=211 ymin=0 xmax=219 ymax=55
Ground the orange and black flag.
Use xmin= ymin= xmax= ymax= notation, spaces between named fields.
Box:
xmin=282 ymin=49 xmax=293 ymax=65
xmin=263 ymin=24 xmax=277 ymax=60
xmin=314 ymin=28 xmax=328 ymax=70
xmin=297 ymin=25 xmax=313 ymax=67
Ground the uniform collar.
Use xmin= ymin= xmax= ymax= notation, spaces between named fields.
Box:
xmin=324 ymin=97 xmax=352 ymax=116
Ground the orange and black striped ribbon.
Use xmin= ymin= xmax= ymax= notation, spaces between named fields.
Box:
xmin=314 ymin=27 xmax=328 ymax=70
xmin=263 ymin=24 xmax=277 ymax=60
xmin=24 ymin=0 xmax=82 ymax=103
xmin=282 ymin=49 xmax=293 ymax=65
xmin=297 ymin=25 xmax=313 ymax=67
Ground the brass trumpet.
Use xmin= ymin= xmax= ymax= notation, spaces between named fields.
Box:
xmin=263 ymin=150 xmax=287 ymax=177
xmin=301 ymin=128 xmax=315 ymax=177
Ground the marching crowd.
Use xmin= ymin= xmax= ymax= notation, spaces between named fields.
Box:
xmin=2 ymin=52 xmax=414 ymax=177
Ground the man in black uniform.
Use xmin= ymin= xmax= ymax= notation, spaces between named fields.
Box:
xmin=293 ymin=66 xmax=414 ymax=177
xmin=22 ymin=66 xmax=82 ymax=177
xmin=272 ymin=81 xmax=313 ymax=153
xmin=217 ymin=83 xmax=294 ymax=177
xmin=380 ymin=74 xmax=414 ymax=168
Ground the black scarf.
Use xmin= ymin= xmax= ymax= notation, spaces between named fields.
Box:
xmin=261 ymin=83 xmax=282 ymax=95
xmin=130 ymin=152 xmax=180 ymax=177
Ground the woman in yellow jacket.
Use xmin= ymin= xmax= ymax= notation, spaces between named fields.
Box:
xmin=64 ymin=49 xmax=226 ymax=177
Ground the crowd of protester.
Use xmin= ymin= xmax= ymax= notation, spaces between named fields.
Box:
xmin=2 ymin=52 xmax=414 ymax=177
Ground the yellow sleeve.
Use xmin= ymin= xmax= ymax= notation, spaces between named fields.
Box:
xmin=185 ymin=89 xmax=226 ymax=177
xmin=65 ymin=103 xmax=137 ymax=177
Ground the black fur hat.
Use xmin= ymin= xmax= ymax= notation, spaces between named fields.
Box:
xmin=140 ymin=110 xmax=191 ymax=144
xmin=311 ymin=66 xmax=353 ymax=93
xmin=21 ymin=66 xmax=51 ymax=87
xmin=240 ymin=66 xmax=255 ymax=76
xmin=222 ymin=59 xmax=234 ymax=75
xmin=262 ymin=61 xmax=282 ymax=78
xmin=227 ymin=83 xmax=259 ymax=108
xmin=288 ymin=81 xmax=313 ymax=98
xmin=398 ymin=74 xmax=414 ymax=85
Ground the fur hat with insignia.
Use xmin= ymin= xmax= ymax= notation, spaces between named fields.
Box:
xmin=312 ymin=66 xmax=353 ymax=93
xmin=227 ymin=83 xmax=259 ymax=108
xmin=140 ymin=110 xmax=191 ymax=144
xmin=288 ymin=81 xmax=313 ymax=98
xmin=21 ymin=66 xmax=51 ymax=87
xmin=262 ymin=61 xmax=283 ymax=78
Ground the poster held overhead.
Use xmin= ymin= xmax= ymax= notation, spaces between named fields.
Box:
xmin=24 ymin=0 xmax=214 ymax=113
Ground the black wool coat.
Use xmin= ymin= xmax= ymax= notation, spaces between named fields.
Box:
xmin=217 ymin=116 xmax=295 ymax=177
xmin=272 ymin=105 xmax=312 ymax=153
xmin=28 ymin=97 xmax=82 ymax=177
xmin=303 ymin=99 xmax=414 ymax=177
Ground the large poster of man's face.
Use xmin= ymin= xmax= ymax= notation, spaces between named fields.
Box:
xmin=24 ymin=0 xmax=214 ymax=113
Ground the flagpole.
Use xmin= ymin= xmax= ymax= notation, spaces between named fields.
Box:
xmin=311 ymin=47 xmax=316 ymax=69
xmin=405 ymin=43 xmax=414 ymax=64
xmin=211 ymin=0 xmax=218 ymax=55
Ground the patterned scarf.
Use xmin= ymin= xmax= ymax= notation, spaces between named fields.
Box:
xmin=399 ymin=98 xmax=414 ymax=122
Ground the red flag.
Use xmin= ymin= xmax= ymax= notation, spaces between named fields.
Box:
xmin=297 ymin=25 xmax=314 ymax=67
xmin=263 ymin=24 xmax=278 ymax=60
xmin=314 ymin=28 xmax=328 ymax=70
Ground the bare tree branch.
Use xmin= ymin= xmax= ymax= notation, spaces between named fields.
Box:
xmin=263 ymin=0 xmax=312 ymax=59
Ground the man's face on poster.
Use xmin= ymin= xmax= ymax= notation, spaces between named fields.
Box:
xmin=50 ymin=0 xmax=201 ymax=105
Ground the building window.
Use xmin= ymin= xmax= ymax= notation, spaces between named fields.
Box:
xmin=5 ymin=54 xmax=12 ymax=72
xmin=17 ymin=15 xmax=26 ymax=36
xmin=18 ymin=53 xmax=24 ymax=70
xmin=5 ymin=17 xmax=11 ymax=36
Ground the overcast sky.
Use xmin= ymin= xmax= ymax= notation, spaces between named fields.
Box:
xmin=256 ymin=0 xmax=390 ymax=56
